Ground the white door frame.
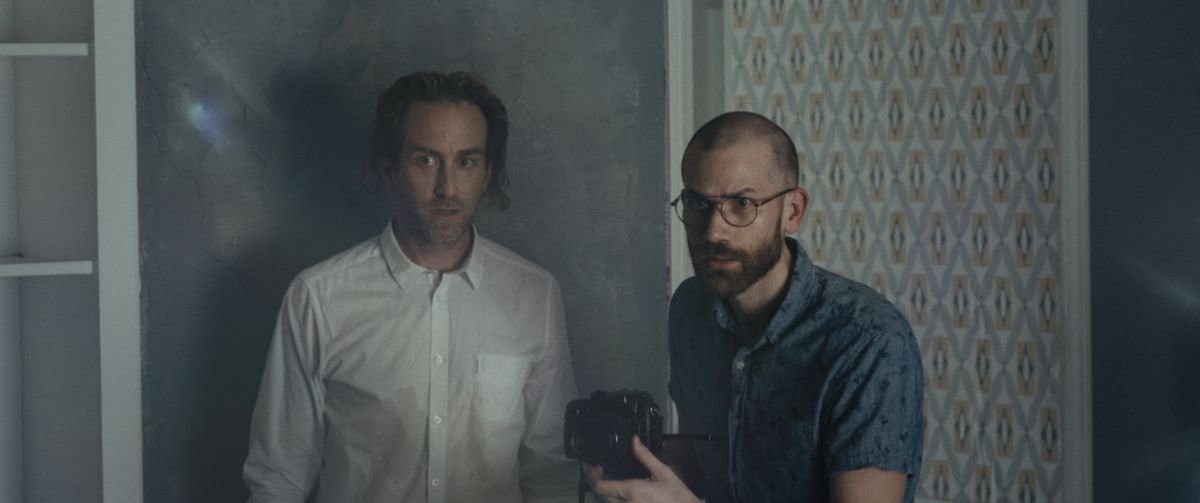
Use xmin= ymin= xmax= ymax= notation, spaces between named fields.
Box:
xmin=665 ymin=0 xmax=694 ymax=435
xmin=1059 ymin=0 xmax=1092 ymax=500
xmin=666 ymin=0 xmax=693 ymax=298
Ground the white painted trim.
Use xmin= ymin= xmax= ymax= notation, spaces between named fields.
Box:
xmin=1059 ymin=0 xmax=1092 ymax=501
xmin=667 ymin=1 xmax=693 ymax=297
xmin=94 ymin=0 xmax=143 ymax=501
xmin=665 ymin=0 xmax=694 ymax=435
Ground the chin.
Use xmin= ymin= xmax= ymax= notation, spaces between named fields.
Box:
xmin=697 ymin=269 xmax=752 ymax=298
xmin=422 ymin=222 xmax=469 ymax=244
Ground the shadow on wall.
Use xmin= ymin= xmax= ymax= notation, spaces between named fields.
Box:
xmin=146 ymin=63 xmax=386 ymax=501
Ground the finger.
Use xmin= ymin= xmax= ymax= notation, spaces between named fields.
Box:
xmin=584 ymin=463 xmax=605 ymax=487
xmin=630 ymin=435 xmax=676 ymax=481
xmin=587 ymin=466 xmax=620 ymax=500
xmin=590 ymin=476 xmax=631 ymax=500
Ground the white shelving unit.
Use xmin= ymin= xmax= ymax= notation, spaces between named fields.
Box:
xmin=0 ymin=40 xmax=93 ymax=277
xmin=0 ymin=0 xmax=141 ymax=502
xmin=0 ymin=42 xmax=88 ymax=57
xmin=0 ymin=257 xmax=94 ymax=277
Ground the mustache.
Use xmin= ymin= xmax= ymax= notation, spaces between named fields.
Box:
xmin=425 ymin=197 xmax=464 ymax=211
xmin=691 ymin=241 xmax=746 ymax=262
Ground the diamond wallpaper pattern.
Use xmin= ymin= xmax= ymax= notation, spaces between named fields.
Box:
xmin=725 ymin=0 xmax=1062 ymax=501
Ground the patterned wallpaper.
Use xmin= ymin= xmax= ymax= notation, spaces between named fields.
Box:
xmin=725 ymin=0 xmax=1062 ymax=501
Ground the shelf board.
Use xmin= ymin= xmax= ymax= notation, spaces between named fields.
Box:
xmin=0 ymin=256 xmax=95 ymax=277
xmin=0 ymin=43 xmax=90 ymax=57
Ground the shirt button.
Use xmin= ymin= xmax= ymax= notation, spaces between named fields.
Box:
xmin=433 ymin=415 xmax=443 ymax=424
xmin=431 ymin=478 xmax=441 ymax=487
xmin=434 ymin=354 xmax=444 ymax=364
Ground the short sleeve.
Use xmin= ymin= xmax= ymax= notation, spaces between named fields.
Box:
xmin=823 ymin=330 xmax=924 ymax=476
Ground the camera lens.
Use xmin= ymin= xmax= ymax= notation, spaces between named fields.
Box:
xmin=567 ymin=413 xmax=632 ymax=465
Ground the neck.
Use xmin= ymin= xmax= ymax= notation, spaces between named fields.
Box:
xmin=728 ymin=243 xmax=792 ymax=347
xmin=391 ymin=218 xmax=474 ymax=272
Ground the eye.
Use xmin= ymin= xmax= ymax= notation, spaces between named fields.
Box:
xmin=415 ymin=154 xmax=437 ymax=167
xmin=682 ymin=194 xmax=710 ymax=211
xmin=457 ymin=156 xmax=477 ymax=168
xmin=733 ymin=197 xmax=753 ymax=209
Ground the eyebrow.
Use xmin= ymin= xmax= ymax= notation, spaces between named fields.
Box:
xmin=686 ymin=187 xmax=757 ymax=199
xmin=457 ymin=147 xmax=486 ymax=157
xmin=404 ymin=145 xmax=486 ymax=158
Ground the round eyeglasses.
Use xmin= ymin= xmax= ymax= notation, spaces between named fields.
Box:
xmin=670 ymin=188 xmax=795 ymax=228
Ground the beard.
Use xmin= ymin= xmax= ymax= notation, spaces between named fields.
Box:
xmin=399 ymin=197 xmax=476 ymax=244
xmin=689 ymin=224 xmax=784 ymax=298
xmin=420 ymin=217 xmax=470 ymax=244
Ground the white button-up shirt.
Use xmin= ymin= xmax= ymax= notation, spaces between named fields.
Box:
xmin=244 ymin=226 xmax=578 ymax=502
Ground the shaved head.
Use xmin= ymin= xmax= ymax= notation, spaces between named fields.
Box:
xmin=682 ymin=111 xmax=799 ymax=186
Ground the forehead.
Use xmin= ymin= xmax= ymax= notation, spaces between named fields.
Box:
xmin=401 ymin=101 xmax=487 ymax=148
xmin=682 ymin=137 xmax=779 ymax=193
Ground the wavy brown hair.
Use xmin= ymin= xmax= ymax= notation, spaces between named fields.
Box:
xmin=370 ymin=71 xmax=510 ymax=209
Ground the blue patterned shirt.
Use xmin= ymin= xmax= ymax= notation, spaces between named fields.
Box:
xmin=668 ymin=238 xmax=923 ymax=502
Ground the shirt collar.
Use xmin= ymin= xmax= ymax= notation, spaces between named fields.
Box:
xmin=379 ymin=223 xmax=484 ymax=292
xmin=710 ymin=237 xmax=817 ymax=347
xmin=762 ymin=237 xmax=817 ymax=344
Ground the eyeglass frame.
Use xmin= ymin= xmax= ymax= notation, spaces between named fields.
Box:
xmin=669 ymin=187 xmax=796 ymax=228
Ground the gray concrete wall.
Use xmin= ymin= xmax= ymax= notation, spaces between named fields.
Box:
xmin=1090 ymin=1 xmax=1200 ymax=501
xmin=136 ymin=2 xmax=667 ymax=501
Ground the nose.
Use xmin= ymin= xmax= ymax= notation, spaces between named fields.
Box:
xmin=701 ymin=205 xmax=732 ymax=244
xmin=434 ymin=166 xmax=456 ymax=197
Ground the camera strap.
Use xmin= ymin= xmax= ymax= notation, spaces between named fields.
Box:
xmin=576 ymin=461 xmax=589 ymax=503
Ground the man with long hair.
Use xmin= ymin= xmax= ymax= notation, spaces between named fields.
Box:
xmin=245 ymin=71 xmax=577 ymax=503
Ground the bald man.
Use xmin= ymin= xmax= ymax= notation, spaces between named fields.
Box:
xmin=588 ymin=112 xmax=923 ymax=502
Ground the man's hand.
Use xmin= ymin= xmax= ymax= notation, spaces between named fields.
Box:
xmin=585 ymin=436 xmax=700 ymax=503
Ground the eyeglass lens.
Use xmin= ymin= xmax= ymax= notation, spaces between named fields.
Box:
xmin=675 ymin=195 xmax=758 ymax=227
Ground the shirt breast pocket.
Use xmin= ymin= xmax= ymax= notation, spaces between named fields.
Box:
xmin=474 ymin=353 xmax=532 ymax=421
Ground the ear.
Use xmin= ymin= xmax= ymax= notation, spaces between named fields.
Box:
xmin=782 ymin=187 xmax=808 ymax=235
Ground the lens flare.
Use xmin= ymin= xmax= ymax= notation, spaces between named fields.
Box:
xmin=186 ymin=101 xmax=227 ymax=151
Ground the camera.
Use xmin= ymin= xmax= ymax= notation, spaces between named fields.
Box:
xmin=563 ymin=389 xmax=663 ymax=480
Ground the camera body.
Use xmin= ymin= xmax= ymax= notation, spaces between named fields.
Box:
xmin=563 ymin=389 xmax=664 ymax=480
